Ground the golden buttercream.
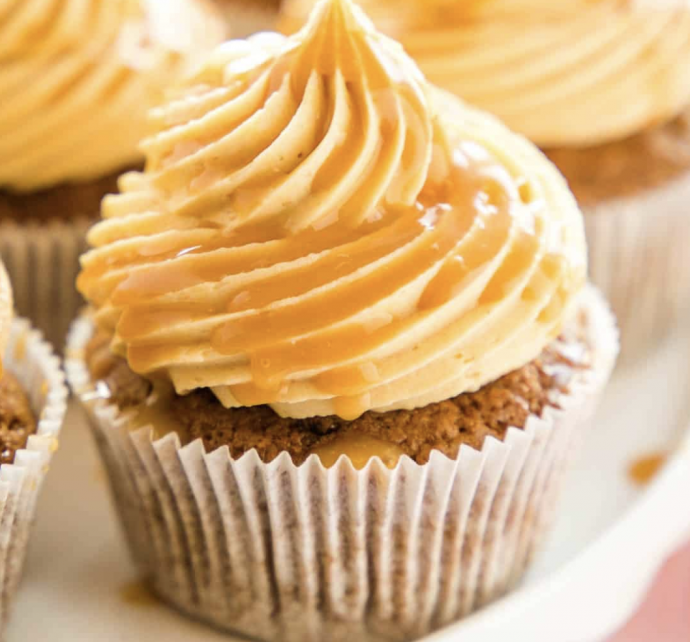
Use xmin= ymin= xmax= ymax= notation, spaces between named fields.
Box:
xmin=78 ymin=0 xmax=586 ymax=420
xmin=281 ymin=0 xmax=690 ymax=147
xmin=0 ymin=0 xmax=226 ymax=192
xmin=0 ymin=262 xmax=13 ymax=374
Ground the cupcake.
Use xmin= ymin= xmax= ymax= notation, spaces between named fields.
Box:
xmin=0 ymin=261 xmax=68 ymax=633
xmin=212 ymin=0 xmax=282 ymax=35
xmin=0 ymin=0 xmax=227 ymax=350
xmin=67 ymin=0 xmax=618 ymax=640
xmin=280 ymin=0 xmax=690 ymax=359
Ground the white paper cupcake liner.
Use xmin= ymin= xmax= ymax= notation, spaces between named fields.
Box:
xmin=584 ymin=172 xmax=690 ymax=362
xmin=0 ymin=218 xmax=91 ymax=353
xmin=66 ymin=287 xmax=617 ymax=642
xmin=0 ymin=317 xmax=68 ymax=634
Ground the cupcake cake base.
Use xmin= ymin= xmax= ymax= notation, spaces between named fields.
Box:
xmin=0 ymin=318 xmax=68 ymax=633
xmin=67 ymin=287 xmax=617 ymax=642
xmin=86 ymin=319 xmax=594 ymax=467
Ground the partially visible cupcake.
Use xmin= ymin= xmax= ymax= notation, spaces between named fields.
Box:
xmin=68 ymin=0 xmax=617 ymax=640
xmin=0 ymin=261 xmax=67 ymax=634
xmin=280 ymin=0 xmax=690 ymax=358
xmin=212 ymin=0 xmax=282 ymax=35
xmin=0 ymin=0 xmax=227 ymax=349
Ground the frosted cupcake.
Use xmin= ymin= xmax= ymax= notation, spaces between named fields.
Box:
xmin=280 ymin=0 xmax=690 ymax=358
xmin=0 ymin=261 xmax=67 ymax=633
xmin=67 ymin=0 xmax=618 ymax=639
xmin=0 ymin=0 xmax=226 ymax=349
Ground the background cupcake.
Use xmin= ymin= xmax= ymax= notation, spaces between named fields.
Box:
xmin=68 ymin=0 xmax=617 ymax=640
xmin=0 ymin=0 xmax=227 ymax=349
xmin=280 ymin=0 xmax=690 ymax=359
xmin=0 ymin=261 xmax=67 ymax=634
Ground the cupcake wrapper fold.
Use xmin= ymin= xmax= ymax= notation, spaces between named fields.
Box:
xmin=584 ymin=173 xmax=690 ymax=361
xmin=0 ymin=318 xmax=68 ymax=634
xmin=0 ymin=219 xmax=90 ymax=353
xmin=67 ymin=287 xmax=617 ymax=642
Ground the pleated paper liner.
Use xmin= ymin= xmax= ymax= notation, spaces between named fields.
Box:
xmin=0 ymin=318 xmax=68 ymax=633
xmin=585 ymin=172 xmax=690 ymax=362
xmin=66 ymin=287 xmax=617 ymax=642
xmin=0 ymin=218 xmax=91 ymax=353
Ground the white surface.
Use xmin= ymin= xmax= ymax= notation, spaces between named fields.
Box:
xmin=8 ymin=331 xmax=690 ymax=642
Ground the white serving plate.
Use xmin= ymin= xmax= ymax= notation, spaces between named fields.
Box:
xmin=8 ymin=329 xmax=690 ymax=642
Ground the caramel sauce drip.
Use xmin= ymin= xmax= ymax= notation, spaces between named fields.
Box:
xmin=628 ymin=452 xmax=667 ymax=486
xmin=311 ymin=433 xmax=404 ymax=469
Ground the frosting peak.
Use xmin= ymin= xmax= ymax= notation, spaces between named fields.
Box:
xmin=142 ymin=0 xmax=435 ymax=234
xmin=282 ymin=0 xmax=690 ymax=147
xmin=79 ymin=0 xmax=587 ymax=420
xmin=0 ymin=0 xmax=226 ymax=192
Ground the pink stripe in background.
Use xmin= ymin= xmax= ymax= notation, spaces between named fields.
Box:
xmin=607 ymin=539 xmax=690 ymax=642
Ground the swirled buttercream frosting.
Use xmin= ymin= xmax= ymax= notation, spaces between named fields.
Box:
xmin=0 ymin=0 xmax=226 ymax=192
xmin=281 ymin=0 xmax=690 ymax=147
xmin=0 ymin=262 xmax=13 ymax=375
xmin=78 ymin=0 xmax=587 ymax=420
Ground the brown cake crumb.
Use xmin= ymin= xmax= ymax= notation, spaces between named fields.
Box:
xmin=87 ymin=323 xmax=591 ymax=465
xmin=171 ymin=335 xmax=589 ymax=464
xmin=544 ymin=108 xmax=690 ymax=207
xmin=0 ymin=170 xmax=125 ymax=223
xmin=86 ymin=331 xmax=152 ymax=408
xmin=0 ymin=372 xmax=37 ymax=465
